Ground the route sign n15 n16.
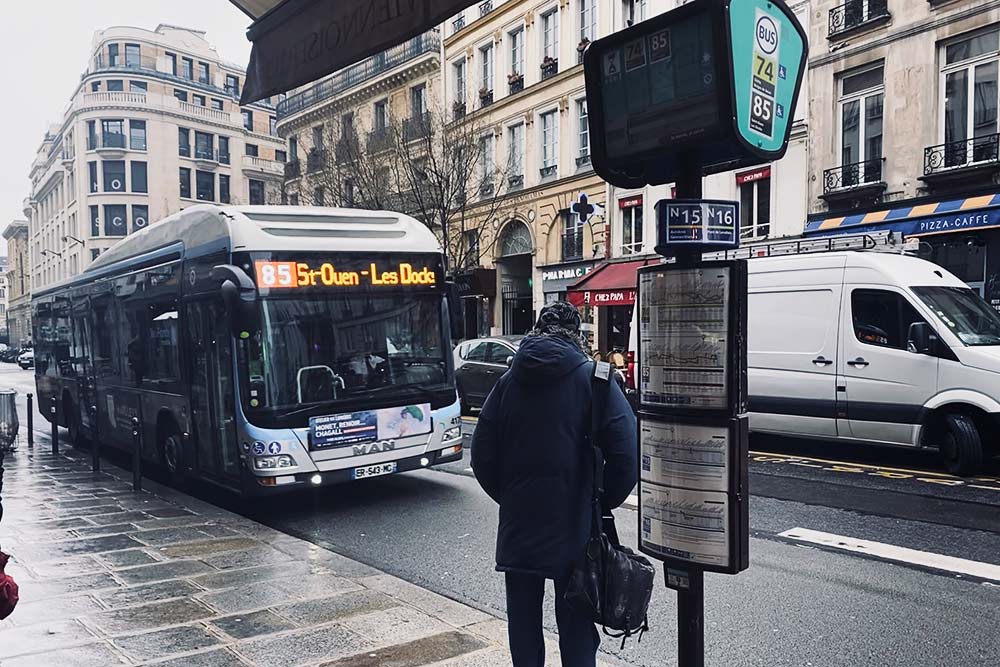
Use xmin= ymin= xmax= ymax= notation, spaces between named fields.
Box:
xmin=583 ymin=0 xmax=807 ymax=189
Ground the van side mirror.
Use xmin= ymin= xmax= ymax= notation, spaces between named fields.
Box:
xmin=212 ymin=264 xmax=259 ymax=336
xmin=445 ymin=280 xmax=464 ymax=342
xmin=907 ymin=322 xmax=936 ymax=355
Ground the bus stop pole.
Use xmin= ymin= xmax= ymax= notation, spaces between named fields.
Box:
xmin=26 ymin=393 xmax=33 ymax=449
xmin=91 ymin=403 xmax=100 ymax=473
xmin=131 ymin=415 xmax=142 ymax=493
xmin=50 ymin=397 xmax=58 ymax=456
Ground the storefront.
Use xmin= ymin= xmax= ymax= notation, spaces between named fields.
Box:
xmin=453 ymin=268 xmax=496 ymax=341
xmin=540 ymin=260 xmax=597 ymax=349
xmin=566 ymin=257 xmax=659 ymax=355
xmin=805 ymin=192 xmax=1000 ymax=313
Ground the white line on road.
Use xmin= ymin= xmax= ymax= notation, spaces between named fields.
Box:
xmin=778 ymin=528 xmax=1000 ymax=583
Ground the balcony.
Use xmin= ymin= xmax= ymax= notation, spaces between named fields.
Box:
xmin=820 ymin=158 xmax=886 ymax=206
xmin=276 ymin=31 xmax=440 ymax=121
xmin=179 ymin=100 xmax=233 ymax=124
xmin=562 ymin=230 xmax=584 ymax=262
xmin=367 ymin=129 xmax=393 ymax=152
xmin=452 ymin=15 xmax=465 ymax=34
xmin=307 ymin=148 xmax=327 ymax=172
xmin=453 ymin=101 xmax=467 ymax=121
xmin=193 ymin=147 xmax=226 ymax=169
xmin=479 ymin=89 xmax=494 ymax=109
xmin=541 ymin=57 xmax=559 ymax=80
xmin=921 ymin=134 xmax=1000 ymax=190
xmin=403 ymin=113 xmax=431 ymax=142
xmin=479 ymin=179 xmax=494 ymax=199
xmin=508 ymin=75 xmax=524 ymax=94
xmin=508 ymin=173 xmax=524 ymax=190
xmin=828 ymin=0 xmax=890 ymax=39
xmin=243 ymin=155 xmax=284 ymax=177
xmin=540 ymin=164 xmax=558 ymax=179
xmin=576 ymin=152 xmax=592 ymax=168
xmin=335 ymin=137 xmax=359 ymax=162
xmin=284 ymin=159 xmax=301 ymax=179
xmin=479 ymin=1 xmax=493 ymax=17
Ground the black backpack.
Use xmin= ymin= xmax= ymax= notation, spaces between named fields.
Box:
xmin=564 ymin=361 xmax=655 ymax=647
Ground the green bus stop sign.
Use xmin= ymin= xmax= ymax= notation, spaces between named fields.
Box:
xmin=728 ymin=0 xmax=807 ymax=156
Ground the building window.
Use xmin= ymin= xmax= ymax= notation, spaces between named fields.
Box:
xmin=211 ymin=98 xmax=224 ymax=111
xmin=510 ymin=27 xmax=524 ymax=76
xmin=101 ymin=119 xmax=125 ymax=148
xmin=269 ymin=116 xmax=277 ymax=135
xmin=242 ymin=110 xmax=253 ymax=131
xmin=289 ymin=136 xmax=298 ymax=161
xmin=275 ymin=149 xmax=287 ymax=162
xmin=454 ymin=58 xmax=467 ymax=107
xmin=181 ymin=57 xmax=193 ymax=80
xmin=542 ymin=9 xmax=559 ymax=60
xmin=178 ymin=128 xmax=190 ymax=157
xmin=508 ymin=123 xmax=525 ymax=181
xmin=103 ymin=204 xmax=127 ymax=236
xmin=580 ymin=0 xmax=597 ymax=42
xmin=225 ymin=74 xmax=240 ymax=97
xmin=311 ymin=124 xmax=324 ymax=149
xmin=91 ymin=249 xmax=101 ymax=261
xmin=411 ymin=84 xmax=427 ymax=117
xmin=838 ymin=64 xmax=884 ymax=185
xmin=314 ymin=187 xmax=325 ymax=206
xmin=941 ymin=29 xmax=1000 ymax=168
xmin=738 ymin=169 xmax=771 ymax=239
xmin=197 ymin=61 xmax=210 ymax=84
xmin=131 ymin=204 xmax=148 ymax=233
xmin=245 ymin=143 xmax=259 ymax=157
xmin=373 ymin=101 xmax=387 ymax=132
xmin=129 ymin=80 xmax=147 ymax=93
xmin=622 ymin=0 xmax=647 ymax=27
xmin=90 ymin=205 xmax=100 ymax=236
xmin=218 ymin=136 xmax=230 ymax=164
xmin=219 ymin=174 xmax=231 ymax=204
xmin=249 ymin=179 xmax=265 ymax=205
xmin=108 ymin=43 xmax=119 ymax=67
xmin=479 ymin=133 xmax=495 ymax=195
xmin=174 ymin=89 xmax=188 ymax=102
xmin=91 ymin=81 xmax=101 ymax=92
xmin=179 ymin=167 xmax=191 ymax=198
xmin=577 ymin=99 xmax=590 ymax=160
xmin=89 ymin=162 xmax=99 ymax=192
xmin=541 ymin=110 xmax=558 ymax=173
xmin=129 ymin=120 xmax=146 ymax=150
xmin=463 ymin=229 xmax=480 ymax=266
xmin=195 ymin=131 xmax=214 ymax=160
xmin=166 ymin=52 xmax=177 ymax=76
xmin=196 ymin=171 xmax=215 ymax=201
xmin=192 ymin=93 xmax=206 ymax=107
xmin=106 ymin=80 xmax=123 ymax=92
xmin=87 ymin=121 xmax=98 ymax=150
xmin=125 ymin=43 xmax=140 ymax=68
xmin=621 ymin=199 xmax=644 ymax=255
xmin=563 ymin=208 xmax=584 ymax=261
xmin=131 ymin=161 xmax=148 ymax=193
xmin=289 ymin=192 xmax=299 ymax=206
xmin=480 ymin=43 xmax=494 ymax=94
xmin=103 ymin=160 xmax=126 ymax=192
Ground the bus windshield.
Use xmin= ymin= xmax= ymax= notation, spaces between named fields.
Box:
xmin=912 ymin=286 xmax=1000 ymax=346
xmin=240 ymin=293 xmax=449 ymax=422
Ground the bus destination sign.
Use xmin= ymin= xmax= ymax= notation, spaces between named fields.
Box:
xmin=254 ymin=259 xmax=439 ymax=290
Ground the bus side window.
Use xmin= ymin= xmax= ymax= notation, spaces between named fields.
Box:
xmin=93 ymin=298 xmax=120 ymax=379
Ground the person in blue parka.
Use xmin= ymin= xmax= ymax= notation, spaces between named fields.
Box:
xmin=471 ymin=300 xmax=637 ymax=667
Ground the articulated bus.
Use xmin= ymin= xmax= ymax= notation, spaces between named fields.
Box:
xmin=32 ymin=205 xmax=465 ymax=495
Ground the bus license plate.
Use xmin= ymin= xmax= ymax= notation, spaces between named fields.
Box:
xmin=352 ymin=462 xmax=397 ymax=480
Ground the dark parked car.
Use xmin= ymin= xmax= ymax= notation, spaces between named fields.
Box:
xmin=454 ymin=335 xmax=523 ymax=414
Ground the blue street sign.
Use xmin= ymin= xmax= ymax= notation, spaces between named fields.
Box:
xmin=655 ymin=199 xmax=739 ymax=253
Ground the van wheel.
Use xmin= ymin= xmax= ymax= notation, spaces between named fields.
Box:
xmin=159 ymin=424 xmax=185 ymax=486
xmin=940 ymin=414 xmax=984 ymax=477
xmin=64 ymin=395 xmax=84 ymax=449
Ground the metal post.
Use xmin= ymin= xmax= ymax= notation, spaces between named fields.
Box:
xmin=50 ymin=397 xmax=58 ymax=456
xmin=131 ymin=415 xmax=142 ymax=493
xmin=26 ymin=393 xmax=33 ymax=449
xmin=91 ymin=404 xmax=100 ymax=473
xmin=675 ymin=566 xmax=705 ymax=667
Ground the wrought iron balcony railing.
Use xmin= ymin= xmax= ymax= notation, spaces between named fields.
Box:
xmin=828 ymin=0 xmax=889 ymax=38
xmin=452 ymin=15 xmax=466 ymax=33
xmin=823 ymin=158 xmax=884 ymax=193
xmin=479 ymin=1 xmax=493 ymax=17
xmin=284 ymin=159 xmax=301 ymax=178
xmin=541 ymin=58 xmax=559 ymax=80
xmin=924 ymin=134 xmax=1000 ymax=175
xmin=276 ymin=31 xmax=440 ymax=120
xmin=307 ymin=148 xmax=327 ymax=172
xmin=367 ymin=129 xmax=393 ymax=152
xmin=335 ymin=137 xmax=359 ymax=162
xmin=562 ymin=230 xmax=584 ymax=262
xmin=403 ymin=113 xmax=432 ymax=141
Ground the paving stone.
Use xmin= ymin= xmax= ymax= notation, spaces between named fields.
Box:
xmin=90 ymin=597 xmax=217 ymax=635
xmin=145 ymin=646 xmax=252 ymax=666
xmin=96 ymin=548 xmax=163 ymax=569
xmin=17 ymin=533 xmax=142 ymax=559
xmin=59 ymin=503 xmax=125 ymax=518
xmin=210 ymin=609 xmax=298 ymax=639
xmin=52 ymin=497 xmax=118 ymax=509
xmin=236 ymin=623 xmax=370 ymax=666
xmin=145 ymin=507 xmax=197 ymax=518
xmin=3 ymin=594 xmax=106 ymax=627
xmin=201 ymin=545 xmax=291 ymax=571
xmin=116 ymin=559 xmax=215 ymax=585
xmin=275 ymin=590 xmax=400 ymax=626
xmin=196 ymin=580 xmax=300 ymax=615
xmin=359 ymin=575 xmax=493 ymax=628
xmin=71 ymin=522 xmax=141 ymax=538
xmin=15 ymin=570 xmax=122 ymax=601
xmin=190 ymin=560 xmax=314 ymax=590
xmin=131 ymin=516 xmax=219 ymax=531
xmin=115 ymin=624 xmax=222 ymax=662
xmin=87 ymin=510 xmax=154 ymax=526
xmin=0 ymin=640 xmax=131 ymax=667
xmin=131 ymin=526 xmax=224 ymax=547
xmin=159 ymin=537 xmax=260 ymax=559
xmin=0 ymin=618 xmax=99 ymax=659
xmin=433 ymin=646 xmax=513 ymax=667
xmin=341 ymin=606 xmax=452 ymax=648
xmin=24 ymin=555 xmax=104 ymax=578
xmin=274 ymin=573 xmax=362 ymax=600
xmin=320 ymin=631 xmax=489 ymax=667
xmin=96 ymin=578 xmax=204 ymax=609
xmin=270 ymin=541 xmax=382 ymax=578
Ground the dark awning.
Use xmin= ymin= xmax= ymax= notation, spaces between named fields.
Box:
xmin=233 ymin=0 xmax=477 ymax=104
xmin=566 ymin=257 xmax=659 ymax=307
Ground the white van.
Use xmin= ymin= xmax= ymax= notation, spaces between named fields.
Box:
xmin=628 ymin=250 xmax=1000 ymax=474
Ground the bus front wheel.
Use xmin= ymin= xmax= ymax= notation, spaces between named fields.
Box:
xmin=159 ymin=421 xmax=185 ymax=486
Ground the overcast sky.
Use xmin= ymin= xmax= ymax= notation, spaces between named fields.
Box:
xmin=0 ymin=1 xmax=255 ymax=243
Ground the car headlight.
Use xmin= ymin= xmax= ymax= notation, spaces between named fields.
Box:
xmin=443 ymin=426 xmax=462 ymax=442
xmin=254 ymin=454 xmax=297 ymax=470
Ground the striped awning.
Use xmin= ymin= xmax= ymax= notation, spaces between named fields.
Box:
xmin=805 ymin=192 xmax=1000 ymax=237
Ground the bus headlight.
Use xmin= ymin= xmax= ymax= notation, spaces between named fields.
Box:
xmin=443 ymin=426 xmax=462 ymax=442
xmin=254 ymin=454 xmax=297 ymax=470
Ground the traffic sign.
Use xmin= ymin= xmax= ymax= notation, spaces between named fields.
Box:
xmin=655 ymin=199 xmax=739 ymax=252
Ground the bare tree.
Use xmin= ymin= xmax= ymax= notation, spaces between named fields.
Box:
xmin=299 ymin=99 xmax=521 ymax=275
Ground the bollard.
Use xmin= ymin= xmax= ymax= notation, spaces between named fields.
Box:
xmin=50 ymin=397 xmax=58 ymax=456
xmin=26 ymin=393 xmax=33 ymax=449
xmin=131 ymin=415 xmax=142 ymax=493
xmin=91 ymin=404 xmax=100 ymax=473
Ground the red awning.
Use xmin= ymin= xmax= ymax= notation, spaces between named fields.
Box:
xmin=566 ymin=258 xmax=657 ymax=307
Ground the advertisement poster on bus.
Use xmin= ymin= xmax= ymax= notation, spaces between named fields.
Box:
xmin=310 ymin=403 xmax=431 ymax=449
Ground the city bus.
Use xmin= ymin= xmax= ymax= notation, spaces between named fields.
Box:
xmin=32 ymin=205 xmax=465 ymax=495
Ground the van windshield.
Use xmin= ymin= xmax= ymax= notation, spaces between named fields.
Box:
xmin=912 ymin=287 xmax=1000 ymax=346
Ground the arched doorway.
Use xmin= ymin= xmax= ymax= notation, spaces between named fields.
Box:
xmin=496 ymin=220 xmax=534 ymax=335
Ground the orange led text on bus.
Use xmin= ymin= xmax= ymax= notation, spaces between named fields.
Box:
xmin=254 ymin=261 xmax=437 ymax=289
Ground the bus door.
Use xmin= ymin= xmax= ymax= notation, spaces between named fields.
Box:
xmin=185 ymin=300 xmax=240 ymax=481
xmin=72 ymin=297 xmax=97 ymax=435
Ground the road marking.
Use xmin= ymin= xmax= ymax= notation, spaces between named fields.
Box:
xmin=778 ymin=528 xmax=1000 ymax=583
xmin=749 ymin=450 xmax=957 ymax=479
xmin=970 ymin=485 xmax=1000 ymax=492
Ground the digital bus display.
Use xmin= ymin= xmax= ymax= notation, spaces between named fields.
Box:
xmin=250 ymin=253 xmax=443 ymax=291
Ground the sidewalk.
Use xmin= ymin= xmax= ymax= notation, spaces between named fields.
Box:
xmin=0 ymin=436 xmax=624 ymax=666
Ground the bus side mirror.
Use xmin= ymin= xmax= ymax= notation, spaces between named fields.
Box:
xmin=445 ymin=281 xmax=463 ymax=342
xmin=212 ymin=264 xmax=259 ymax=336
xmin=907 ymin=322 xmax=936 ymax=355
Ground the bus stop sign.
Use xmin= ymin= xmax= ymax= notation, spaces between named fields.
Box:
xmin=583 ymin=0 xmax=806 ymax=188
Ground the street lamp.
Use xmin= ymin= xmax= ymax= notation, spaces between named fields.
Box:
xmin=62 ymin=235 xmax=84 ymax=246
xmin=40 ymin=249 xmax=63 ymax=259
